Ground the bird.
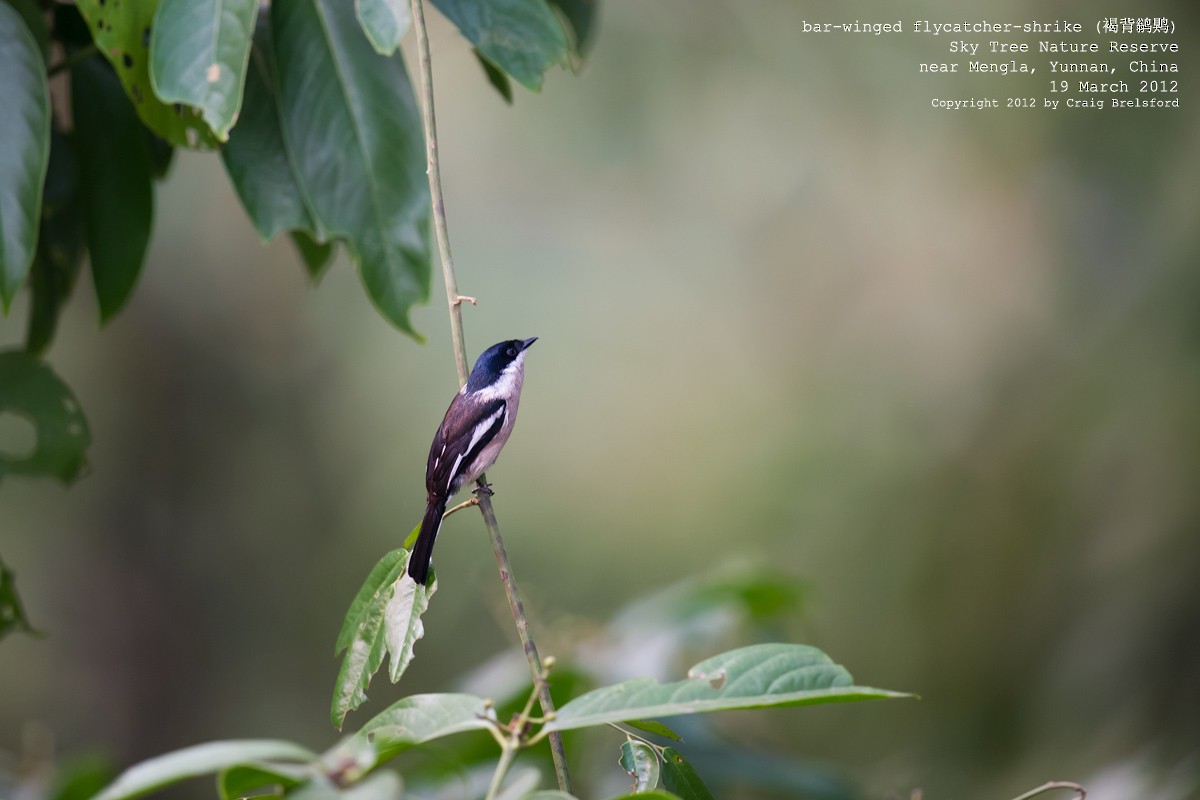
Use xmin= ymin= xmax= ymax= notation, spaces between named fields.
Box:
xmin=407 ymin=337 xmax=538 ymax=584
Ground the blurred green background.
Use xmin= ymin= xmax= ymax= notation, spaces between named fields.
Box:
xmin=3 ymin=0 xmax=1199 ymax=798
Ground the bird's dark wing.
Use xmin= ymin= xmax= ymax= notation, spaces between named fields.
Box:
xmin=426 ymin=397 xmax=507 ymax=497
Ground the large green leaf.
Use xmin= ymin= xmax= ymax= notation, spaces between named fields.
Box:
xmin=659 ymin=749 xmax=714 ymax=800
xmin=326 ymin=693 xmax=493 ymax=775
xmin=72 ymin=56 xmax=154 ymax=323
xmin=0 ymin=350 xmax=90 ymax=482
xmin=355 ymin=0 xmax=411 ymax=56
xmin=149 ymin=0 xmax=258 ymax=141
xmin=431 ymin=0 xmax=568 ymax=90
xmin=331 ymin=549 xmax=436 ymax=728
xmin=220 ymin=12 xmax=323 ymax=242
xmin=546 ymin=644 xmax=911 ymax=732
xmin=93 ymin=741 xmax=316 ymax=800
xmin=272 ymin=0 xmax=431 ymax=337
xmin=75 ymin=0 xmax=217 ymax=148
xmin=619 ymin=741 xmax=659 ymax=793
xmin=0 ymin=1 xmax=50 ymax=312
xmin=0 ymin=556 xmax=39 ymax=640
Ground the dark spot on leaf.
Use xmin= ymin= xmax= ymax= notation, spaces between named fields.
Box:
xmin=142 ymin=26 xmax=151 ymax=47
xmin=98 ymin=0 xmax=105 ymax=5
xmin=174 ymin=103 xmax=184 ymax=116
xmin=122 ymin=53 xmax=133 ymax=68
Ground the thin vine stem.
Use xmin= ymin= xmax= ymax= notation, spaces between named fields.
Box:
xmin=407 ymin=0 xmax=572 ymax=792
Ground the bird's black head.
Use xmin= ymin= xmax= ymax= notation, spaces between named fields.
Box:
xmin=466 ymin=337 xmax=537 ymax=391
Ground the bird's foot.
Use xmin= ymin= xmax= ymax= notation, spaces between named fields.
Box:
xmin=472 ymin=481 xmax=494 ymax=497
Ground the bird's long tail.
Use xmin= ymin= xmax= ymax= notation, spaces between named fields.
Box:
xmin=408 ymin=494 xmax=447 ymax=584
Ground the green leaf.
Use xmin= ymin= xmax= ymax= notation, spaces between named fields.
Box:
xmin=0 ymin=0 xmax=50 ymax=312
xmin=545 ymin=0 xmax=596 ymax=63
xmin=71 ymin=56 xmax=154 ymax=323
xmin=659 ymin=749 xmax=714 ymax=800
xmin=26 ymin=127 xmax=84 ymax=350
xmin=220 ymin=13 xmax=323 ymax=242
xmin=0 ymin=556 xmax=39 ymax=640
xmin=144 ymin=130 xmax=176 ymax=179
xmin=431 ymin=0 xmax=569 ymax=90
xmin=218 ymin=762 xmax=309 ymax=800
xmin=546 ymin=644 xmax=912 ymax=732
xmin=94 ymin=741 xmax=316 ymax=800
xmin=149 ymin=0 xmax=258 ymax=141
xmin=4 ymin=0 xmax=51 ymax=63
xmin=292 ymin=231 xmax=334 ymax=282
xmin=331 ymin=549 xmax=437 ymax=728
xmin=401 ymin=521 xmax=420 ymax=550
xmin=605 ymin=793 xmax=681 ymax=800
xmin=326 ymin=693 xmax=493 ymax=775
xmin=384 ymin=563 xmax=434 ymax=681
xmin=0 ymin=350 xmax=90 ymax=483
xmin=526 ymin=794 xmax=581 ymax=800
xmin=474 ymin=49 xmax=513 ymax=104
xmin=26 ymin=129 xmax=86 ymax=357
xmin=625 ymin=720 xmax=683 ymax=742
xmin=355 ymin=0 xmax=411 ymax=56
xmin=619 ymin=741 xmax=660 ymax=793
xmin=272 ymin=0 xmax=431 ymax=337
xmin=75 ymin=0 xmax=218 ymax=148
xmin=51 ymin=754 xmax=118 ymax=800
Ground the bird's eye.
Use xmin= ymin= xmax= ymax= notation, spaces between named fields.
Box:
xmin=506 ymin=347 xmax=517 ymax=357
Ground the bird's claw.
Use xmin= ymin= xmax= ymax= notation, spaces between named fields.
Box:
xmin=472 ymin=481 xmax=494 ymax=497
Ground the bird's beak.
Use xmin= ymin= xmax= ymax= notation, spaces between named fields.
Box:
xmin=520 ymin=337 xmax=538 ymax=351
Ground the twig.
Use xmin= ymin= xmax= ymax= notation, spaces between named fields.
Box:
xmin=407 ymin=0 xmax=571 ymax=792
xmin=442 ymin=497 xmax=480 ymax=519
xmin=48 ymin=44 xmax=97 ymax=77
xmin=1007 ymin=781 xmax=1086 ymax=800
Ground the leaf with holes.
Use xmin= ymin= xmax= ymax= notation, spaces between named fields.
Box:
xmin=75 ymin=0 xmax=217 ymax=148
xmin=546 ymin=644 xmax=912 ymax=732
xmin=149 ymin=0 xmax=258 ymax=140
xmin=0 ymin=350 xmax=90 ymax=483
xmin=0 ymin=1 xmax=51 ymax=312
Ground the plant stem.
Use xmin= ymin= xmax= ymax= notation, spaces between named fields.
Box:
xmin=1007 ymin=781 xmax=1087 ymax=800
xmin=407 ymin=0 xmax=571 ymax=792
xmin=485 ymin=742 xmax=519 ymax=800
xmin=48 ymin=44 xmax=97 ymax=77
